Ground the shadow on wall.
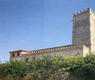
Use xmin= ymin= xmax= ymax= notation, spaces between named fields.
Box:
xmin=64 ymin=73 xmax=94 ymax=80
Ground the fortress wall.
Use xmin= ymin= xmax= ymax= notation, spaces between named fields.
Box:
xmin=12 ymin=45 xmax=86 ymax=61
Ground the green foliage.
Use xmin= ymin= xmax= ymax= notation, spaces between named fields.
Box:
xmin=76 ymin=54 xmax=95 ymax=79
xmin=63 ymin=56 xmax=84 ymax=73
xmin=0 ymin=54 xmax=95 ymax=80
xmin=29 ymin=56 xmax=66 ymax=80
xmin=0 ymin=61 xmax=29 ymax=80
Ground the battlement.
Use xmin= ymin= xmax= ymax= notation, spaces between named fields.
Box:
xmin=73 ymin=8 xmax=95 ymax=16
xmin=10 ymin=45 xmax=89 ymax=61
xmin=10 ymin=45 xmax=84 ymax=56
xmin=20 ymin=45 xmax=85 ymax=56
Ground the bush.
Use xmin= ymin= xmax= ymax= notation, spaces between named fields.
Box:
xmin=0 ymin=54 xmax=95 ymax=80
xmin=0 ymin=61 xmax=29 ymax=80
xmin=76 ymin=54 xmax=95 ymax=79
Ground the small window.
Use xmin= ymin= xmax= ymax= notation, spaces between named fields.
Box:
xmin=17 ymin=52 xmax=20 ymax=56
xmin=13 ymin=54 xmax=15 ymax=57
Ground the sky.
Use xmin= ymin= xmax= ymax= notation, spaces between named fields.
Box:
xmin=0 ymin=0 xmax=95 ymax=62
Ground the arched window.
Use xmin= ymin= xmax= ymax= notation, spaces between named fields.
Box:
xmin=13 ymin=54 xmax=15 ymax=57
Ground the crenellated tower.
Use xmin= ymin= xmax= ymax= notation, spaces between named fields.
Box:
xmin=72 ymin=8 xmax=95 ymax=52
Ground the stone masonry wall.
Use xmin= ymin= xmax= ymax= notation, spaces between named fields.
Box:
xmin=11 ymin=45 xmax=88 ymax=62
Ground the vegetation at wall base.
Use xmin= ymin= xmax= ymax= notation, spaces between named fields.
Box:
xmin=0 ymin=54 xmax=95 ymax=80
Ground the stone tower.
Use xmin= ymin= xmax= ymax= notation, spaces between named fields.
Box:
xmin=72 ymin=8 xmax=95 ymax=52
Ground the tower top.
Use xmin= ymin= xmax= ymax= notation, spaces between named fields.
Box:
xmin=73 ymin=8 xmax=95 ymax=16
xmin=73 ymin=8 xmax=95 ymax=52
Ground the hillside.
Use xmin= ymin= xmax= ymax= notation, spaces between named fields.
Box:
xmin=0 ymin=54 xmax=95 ymax=80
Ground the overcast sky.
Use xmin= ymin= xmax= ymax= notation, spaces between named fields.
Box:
xmin=0 ymin=0 xmax=95 ymax=62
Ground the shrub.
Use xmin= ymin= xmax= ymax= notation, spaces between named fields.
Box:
xmin=0 ymin=61 xmax=29 ymax=80
xmin=0 ymin=54 xmax=95 ymax=80
xmin=76 ymin=54 xmax=95 ymax=79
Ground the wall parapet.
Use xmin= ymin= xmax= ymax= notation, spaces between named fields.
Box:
xmin=19 ymin=45 xmax=84 ymax=56
xmin=73 ymin=8 xmax=95 ymax=17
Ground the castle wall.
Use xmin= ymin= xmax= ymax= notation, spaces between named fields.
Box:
xmin=11 ymin=45 xmax=89 ymax=61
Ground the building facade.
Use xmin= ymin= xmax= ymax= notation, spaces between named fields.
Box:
xmin=10 ymin=8 xmax=95 ymax=61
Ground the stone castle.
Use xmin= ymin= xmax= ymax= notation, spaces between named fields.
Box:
xmin=10 ymin=8 xmax=95 ymax=61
